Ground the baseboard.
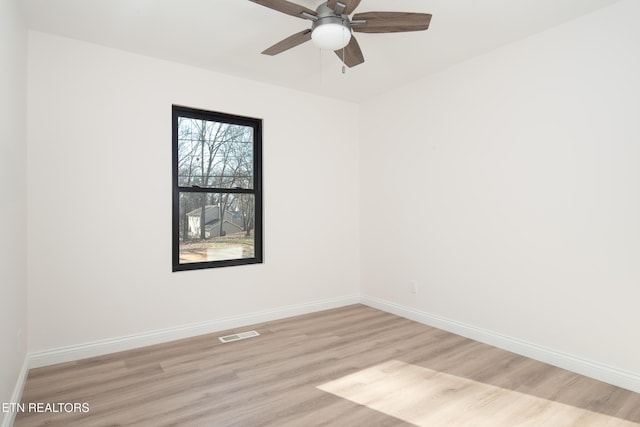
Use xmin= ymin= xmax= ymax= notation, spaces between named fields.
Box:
xmin=29 ymin=294 xmax=360 ymax=369
xmin=1 ymin=357 xmax=29 ymax=427
xmin=361 ymin=295 xmax=640 ymax=394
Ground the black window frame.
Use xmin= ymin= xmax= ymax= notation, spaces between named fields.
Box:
xmin=172 ymin=105 xmax=263 ymax=271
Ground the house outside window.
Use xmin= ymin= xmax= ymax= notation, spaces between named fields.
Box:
xmin=172 ymin=105 xmax=263 ymax=271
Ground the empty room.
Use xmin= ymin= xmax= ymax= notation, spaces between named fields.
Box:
xmin=2 ymin=0 xmax=639 ymax=426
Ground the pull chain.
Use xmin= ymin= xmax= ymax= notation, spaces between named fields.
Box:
xmin=341 ymin=29 xmax=347 ymax=74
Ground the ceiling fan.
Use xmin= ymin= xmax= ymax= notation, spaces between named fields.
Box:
xmin=250 ymin=0 xmax=432 ymax=68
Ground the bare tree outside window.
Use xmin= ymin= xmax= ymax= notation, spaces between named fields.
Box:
xmin=172 ymin=106 xmax=263 ymax=271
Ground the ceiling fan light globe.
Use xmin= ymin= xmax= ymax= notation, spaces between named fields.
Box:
xmin=311 ymin=23 xmax=351 ymax=50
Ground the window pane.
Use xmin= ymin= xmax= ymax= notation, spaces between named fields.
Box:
xmin=177 ymin=117 xmax=254 ymax=189
xmin=177 ymin=192 xmax=256 ymax=264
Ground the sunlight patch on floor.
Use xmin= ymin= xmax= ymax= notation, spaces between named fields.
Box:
xmin=317 ymin=360 xmax=639 ymax=427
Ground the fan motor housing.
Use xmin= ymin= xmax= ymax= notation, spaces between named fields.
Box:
xmin=312 ymin=4 xmax=351 ymax=32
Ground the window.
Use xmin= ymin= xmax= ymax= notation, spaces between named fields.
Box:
xmin=172 ymin=106 xmax=263 ymax=271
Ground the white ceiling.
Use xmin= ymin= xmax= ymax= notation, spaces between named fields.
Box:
xmin=21 ymin=0 xmax=622 ymax=102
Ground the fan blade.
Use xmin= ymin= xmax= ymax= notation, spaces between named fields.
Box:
xmin=352 ymin=12 xmax=432 ymax=33
xmin=250 ymin=0 xmax=316 ymax=19
xmin=262 ymin=29 xmax=312 ymax=55
xmin=334 ymin=36 xmax=364 ymax=68
xmin=326 ymin=0 xmax=361 ymax=15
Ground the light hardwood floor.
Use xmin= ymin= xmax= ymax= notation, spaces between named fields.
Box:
xmin=15 ymin=305 xmax=640 ymax=426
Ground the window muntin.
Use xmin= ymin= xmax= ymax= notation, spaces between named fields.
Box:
xmin=173 ymin=106 xmax=262 ymax=271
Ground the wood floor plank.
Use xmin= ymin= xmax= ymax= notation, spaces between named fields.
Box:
xmin=14 ymin=304 xmax=640 ymax=426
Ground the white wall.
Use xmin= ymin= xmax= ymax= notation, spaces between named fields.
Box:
xmin=0 ymin=0 xmax=28 ymax=424
xmin=27 ymin=32 xmax=360 ymax=355
xmin=361 ymin=0 xmax=640 ymax=383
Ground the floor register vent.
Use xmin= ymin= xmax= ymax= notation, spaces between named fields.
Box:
xmin=218 ymin=330 xmax=260 ymax=343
